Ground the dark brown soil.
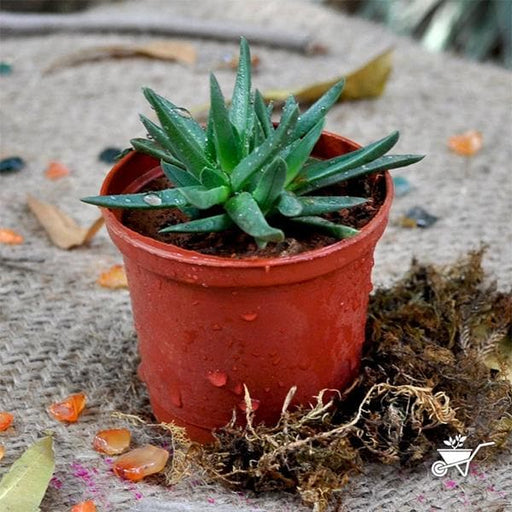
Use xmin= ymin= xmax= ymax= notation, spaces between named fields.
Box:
xmin=122 ymin=173 xmax=386 ymax=258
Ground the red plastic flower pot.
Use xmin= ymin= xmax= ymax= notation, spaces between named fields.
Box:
xmin=100 ymin=131 xmax=393 ymax=442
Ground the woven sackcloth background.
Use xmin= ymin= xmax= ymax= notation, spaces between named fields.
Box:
xmin=1 ymin=0 xmax=511 ymax=510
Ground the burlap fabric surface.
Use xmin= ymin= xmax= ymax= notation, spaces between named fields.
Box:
xmin=1 ymin=1 xmax=511 ymax=510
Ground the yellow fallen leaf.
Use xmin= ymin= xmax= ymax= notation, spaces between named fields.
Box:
xmin=27 ymin=195 xmax=104 ymax=249
xmin=0 ymin=436 xmax=55 ymax=512
xmin=97 ymin=264 xmax=128 ymax=289
xmin=190 ymin=49 xmax=393 ymax=120
xmin=447 ymin=130 xmax=483 ymax=156
xmin=45 ymin=40 xmax=197 ymax=73
xmin=263 ymin=48 xmax=393 ymax=103
xmin=0 ymin=228 xmax=23 ymax=245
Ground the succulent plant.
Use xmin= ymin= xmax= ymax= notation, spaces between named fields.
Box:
xmin=83 ymin=38 xmax=424 ymax=248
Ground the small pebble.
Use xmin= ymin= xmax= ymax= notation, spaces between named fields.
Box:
xmin=392 ymin=176 xmax=412 ymax=197
xmin=0 ymin=156 xmax=25 ymax=174
xmin=0 ymin=62 xmax=12 ymax=75
xmin=99 ymin=147 xmax=123 ymax=164
xmin=401 ymin=206 xmax=438 ymax=228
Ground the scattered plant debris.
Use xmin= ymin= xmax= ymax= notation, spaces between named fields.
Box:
xmin=48 ymin=392 xmax=87 ymax=423
xmin=45 ymin=41 xmax=197 ymax=73
xmin=192 ymin=250 xmax=511 ymax=511
xmin=99 ymin=147 xmax=123 ymax=164
xmin=44 ymin=160 xmax=70 ymax=180
xmin=448 ymin=130 xmax=483 ymax=156
xmin=0 ymin=412 xmax=14 ymax=431
xmin=0 ymin=228 xmax=23 ymax=245
xmin=400 ymin=205 xmax=438 ymax=228
xmin=0 ymin=156 xmax=24 ymax=173
xmin=0 ymin=436 xmax=55 ymax=511
xmin=97 ymin=264 xmax=128 ymax=289
xmin=27 ymin=195 xmax=104 ymax=249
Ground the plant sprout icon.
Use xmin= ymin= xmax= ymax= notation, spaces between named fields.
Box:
xmin=431 ymin=435 xmax=494 ymax=477
xmin=443 ymin=434 xmax=467 ymax=449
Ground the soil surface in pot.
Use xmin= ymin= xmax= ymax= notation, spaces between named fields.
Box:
xmin=122 ymin=173 xmax=386 ymax=258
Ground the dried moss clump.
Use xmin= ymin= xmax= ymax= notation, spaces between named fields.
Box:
xmin=197 ymin=250 xmax=512 ymax=511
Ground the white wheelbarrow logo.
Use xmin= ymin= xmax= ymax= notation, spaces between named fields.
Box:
xmin=431 ymin=434 xmax=495 ymax=477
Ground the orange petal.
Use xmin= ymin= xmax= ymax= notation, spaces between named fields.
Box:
xmin=0 ymin=445 xmax=5 ymax=461
xmin=48 ymin=393 xmax=87 ymax=423
xmin=45 ymin=161 xmax=70 ymax=180
xmin=0 ymin=412 xmax=14 ymax=431
xmin=112 ymin=445 xmax=169 ymax=482
xmin=0 ymin=228 xmax=24 ymax=245
xmin=93 ymin=428 xmax=131 ymax=455
xmin=97 ymin=264 xmax=128 ymax=289
xmin=71 ymin=500 xmax=96 ymax=512
xmin=447 ymin=130 xmax=483 ymax=156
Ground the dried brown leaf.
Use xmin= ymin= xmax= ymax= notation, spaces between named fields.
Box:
xmin=27 ymin=195 xmax=104 ymax=249
xmin=45 ymin=40 xmax=197 ymax=73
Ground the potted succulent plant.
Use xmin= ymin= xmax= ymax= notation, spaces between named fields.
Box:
xmin=83 ymin=38 xmax=423 ymax=442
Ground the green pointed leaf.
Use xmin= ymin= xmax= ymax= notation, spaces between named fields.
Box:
xmin=82 ymin=188 xmax=188 ymax=209
xmin=179 ymin=185 xmax=230 ymax=209
xmin=277 ymin=191 xmax=303 ymax=216
xmin=161 ymin=161 xmax=201 ymax=187
xmin=210 ymin=73 xmax=241 ymax=172
xmin=254 ymin=89 xmax=273 ymax=138
xmin=205 ymin=113 xmax=217 ymax=163
xmin=225 ymin=192 xmax=284 ymax=242
xmin=139 ymin=114 xmax=176 ymax=155
xmin=146 ymin=90 xmax=206 ymax=149
xmin=130 ymin=138 xmax=185 ymax=168
xmin=230 ymin=37 xmax=252 ymax=143
xmin=294 ymin=79 xmax=345 ymax=138
xmin=299 ymin=130 xmax=400 ymax=184
xmin=231 ymin=97 xmax=299 ymax=191
xmin=291 ymin=216 xmax=359 ymax=239
xmin=297 ymin=153 xmax=425 ymax=194
xmin=297 ymin=196 xmax=367 ymax=216
xmin=253 ymin=157 xmax=287 ymax=212
xmin=200 ymin=167 xmax=229 ymax=188
xmin=159 ymin=213 xmax=233 ymax=233
xmin=284 ymin=119 xmax=325 ymax=185
xmin=0 ymin=436 xmax=55 ymax=512
xmin=143 ymin=88 xmax=211 ymax=177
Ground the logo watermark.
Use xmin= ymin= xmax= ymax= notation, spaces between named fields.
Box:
xmin=431 ymin=435 xmax=495 ymax=478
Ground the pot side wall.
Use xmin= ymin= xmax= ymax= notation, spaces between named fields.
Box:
xmin=100 ymin=132 xmax=393 ymax=441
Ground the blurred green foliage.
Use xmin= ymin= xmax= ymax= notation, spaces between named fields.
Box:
xmin=327 ymin=0 xmax=512 ymax=69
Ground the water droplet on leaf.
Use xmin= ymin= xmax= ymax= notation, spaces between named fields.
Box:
xmin=143 ymin=194 xmax=162 ymax=206
xmin=241 ymin=312 xmax=258 ymax=321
